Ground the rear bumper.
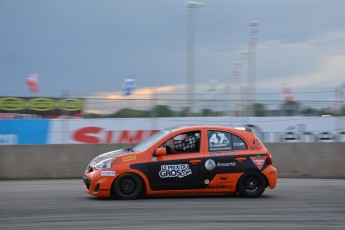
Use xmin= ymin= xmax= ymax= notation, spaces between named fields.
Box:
xmin=262 ymin=165 xmax=278 ymax=189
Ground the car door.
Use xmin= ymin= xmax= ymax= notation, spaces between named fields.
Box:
xmin=148 ymin=130 xmax=206 ymax=191
xmin=204 ymin=130 xmax=250 ymax=178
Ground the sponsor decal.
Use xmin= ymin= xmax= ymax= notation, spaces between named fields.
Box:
xmin=101 ymin=171 xmax=116 ymax=176
xmin=205 ymin=159 xmax=216 ymax=171
xmin=204 ymin=179 xmax=210 ymax=184
xmin=206 ymin=185 xmax=230 ymax=190
xmin=159 ymin=164 xmax=192 ymax=178
xmin=217 ymin=162 xmax=236 ymax=167
xmin=233 ymin=142 xmax=245 ymax=147
xmin=208 ymin=131 xmax=231 ymax=151
xmin=250 ymin=155 xmax=267 ymax=170
xmin=210 ymin=151 xmax=235 ymax=156
xmin=123 ymin=155 xmax=136 ymax=162
xmin=251 ymin=139 xmax=262 ymax=150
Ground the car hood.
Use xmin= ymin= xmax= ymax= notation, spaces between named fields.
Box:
xmin=89 ymin=149 xmax=135 ymax=166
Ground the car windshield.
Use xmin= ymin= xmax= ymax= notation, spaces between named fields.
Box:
xmin=132 ymin=129 xmax=171 ymax=152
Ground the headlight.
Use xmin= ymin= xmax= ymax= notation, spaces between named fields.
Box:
xmin=95 ymin=158 xmax=117 ymax=170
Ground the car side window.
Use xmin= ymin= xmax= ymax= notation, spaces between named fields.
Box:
xmin=160 ymin=131 xmax=201 ymax=154
xmin=208 ymin=130 xmax=247 ymax=151
xmin=208 ymin=130 xmax=232 ymax=151
xmin=232 ymin=134 xmax=247 ymax=150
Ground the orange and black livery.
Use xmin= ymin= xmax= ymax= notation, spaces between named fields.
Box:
xmin=83 ymin=125 xmax=278 ymax=199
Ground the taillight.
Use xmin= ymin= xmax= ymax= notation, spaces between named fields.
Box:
xmin=267 ymin=151 xmax=273 ymax=165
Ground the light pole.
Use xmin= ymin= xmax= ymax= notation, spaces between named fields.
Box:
xmin=248 ymin=21 xmax=259 ymax=117
xmin=187 ymin=1 xmax=203 ymax=116
xmin=233 ymin=62 xmax=242 ymax=117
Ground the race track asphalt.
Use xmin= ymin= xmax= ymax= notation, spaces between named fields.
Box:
xmin=0 ymin=178 xmax=344 ymax=230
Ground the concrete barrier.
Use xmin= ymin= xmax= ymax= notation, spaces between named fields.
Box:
xmin=0 ymin=143 xmax=344 ymax=179
xmin=0 ymin=144 xmax=133 ymax=180
xmin=266 ymin=143 xmax=345 ymax=178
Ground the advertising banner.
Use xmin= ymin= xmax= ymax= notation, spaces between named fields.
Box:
xmin=0 ymin=97 xmax=84 ymax=117
xmin=48 ymin=116 xmax=345 ymax=144
xmin=0 ymin=116 xmax=344 ymax=145
xmin=48 ymin=118 xmax=158 ymax=144
xmin=0 ymin=119 xmax=50 ymax=144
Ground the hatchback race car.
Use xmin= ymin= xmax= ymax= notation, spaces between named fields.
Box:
xmin=83 ymin=125 xmax=278 ymax=199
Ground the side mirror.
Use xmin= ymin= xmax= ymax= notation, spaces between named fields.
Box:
xmin=155 ymin=147 xmax=167 ymax=156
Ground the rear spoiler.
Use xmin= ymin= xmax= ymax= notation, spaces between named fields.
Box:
xmin=234 ymin=126 xmax=252 ymax=132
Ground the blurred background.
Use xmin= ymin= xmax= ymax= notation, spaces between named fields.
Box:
xmin=1 ymin=0 xmax=344 ymax=145
xmin=1 ymin=3 xmax=345 ymax=229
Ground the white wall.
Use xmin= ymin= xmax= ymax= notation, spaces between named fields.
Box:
xmin=49 ymin=116 xmax=345 ymax=144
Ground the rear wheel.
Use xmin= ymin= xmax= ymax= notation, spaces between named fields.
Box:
xmin=112 ymin=173 xmax=143 ymax=200
xmin=237 ymin=171 xmax=266 ymax=198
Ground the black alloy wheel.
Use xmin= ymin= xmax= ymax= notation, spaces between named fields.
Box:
xmin=237 ymin=171 xmax=266 ymax=198
xmin=112 ymin=173 xmax=143 ymax=200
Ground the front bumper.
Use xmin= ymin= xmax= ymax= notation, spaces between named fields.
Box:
xmin=83 ymin=170 xmax=115 ymax=197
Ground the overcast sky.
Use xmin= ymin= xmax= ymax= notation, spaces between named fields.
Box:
xmin=1 ymin=0 xmax=345 ymax=102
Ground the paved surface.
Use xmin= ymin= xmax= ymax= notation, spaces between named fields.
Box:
xmin=0 ymin=178 xmax=344 ymax=230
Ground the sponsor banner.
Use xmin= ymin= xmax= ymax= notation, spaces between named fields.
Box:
xmin=0 ymin=116 xmax=344 ymax=144
xmin=0 ymin=113 xmax=17 ymax=119
xmin=47 ymin=116 xmax=345 ymax=144
xmin=48 ymin=118 xmax=159 ymax=144
xmin=72 ymin=128 xmax=158 ymax=144
xmin=0 ymin=97 xmax=84 ymax=117
xmin=0 ymin=119 xmax=50 ymax=144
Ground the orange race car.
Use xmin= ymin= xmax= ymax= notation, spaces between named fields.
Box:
xmin=83 ymin=125 xmax=278 ymax=199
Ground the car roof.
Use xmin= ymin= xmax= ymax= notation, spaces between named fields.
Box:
xmin=164 ymin=125 xmax=252 ymax=133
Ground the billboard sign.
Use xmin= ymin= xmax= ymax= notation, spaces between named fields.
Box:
xmin=0 ymin=116 xmax=344 ymax=145
xmin=0 ymin=119 xmax=50 ymax=144
xmin=0 ymin=97 xmax=84 ymax=117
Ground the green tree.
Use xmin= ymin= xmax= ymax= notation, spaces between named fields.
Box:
xmin=253 ymin=103 xmax=266 ymax=117
xmin=151 ymin=105 xmax=173 ymax=117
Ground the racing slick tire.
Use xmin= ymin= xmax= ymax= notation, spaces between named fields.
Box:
xmin=112 ymin=173 xmax=143 ymax=200
xmin=237 ymin=171 xmax=266 ymax=198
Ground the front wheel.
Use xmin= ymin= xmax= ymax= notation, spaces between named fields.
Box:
xmin=112 ymin=173 xmax=143 ymax=200
xmin=237 ymin=171 xmax=266 ymax=198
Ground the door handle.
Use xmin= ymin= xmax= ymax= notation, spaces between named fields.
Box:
xmin=235 ymin=157 xmax=247 ymax=162
xmin=189 ymin=159 xmax=202 ymax=164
